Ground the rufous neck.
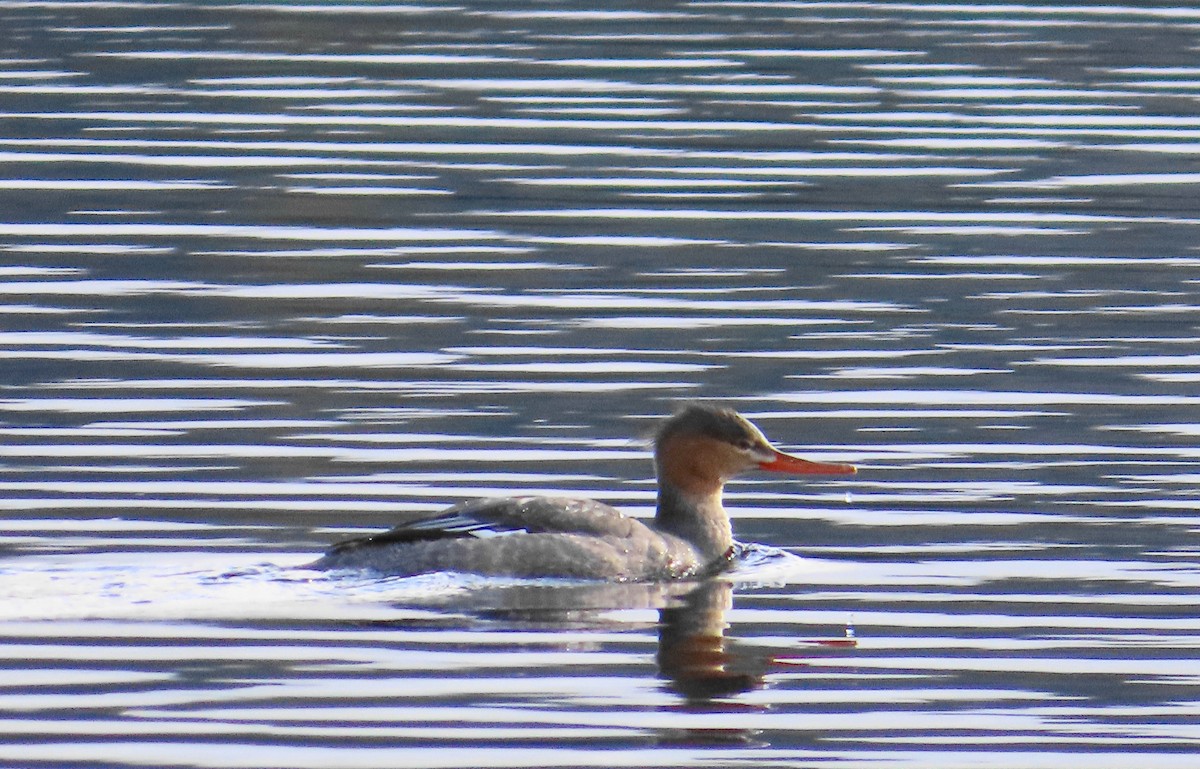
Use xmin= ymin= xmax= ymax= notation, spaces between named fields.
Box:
xmin=654 ymin=480 xmax=733 ymax=562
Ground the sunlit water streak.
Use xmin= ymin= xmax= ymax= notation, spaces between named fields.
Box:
xmin=0 ymin=1 xmax=1198 ymax=767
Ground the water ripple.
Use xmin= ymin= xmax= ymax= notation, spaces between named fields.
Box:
xmin=1 ymin=2 xmax=1199 ymax=767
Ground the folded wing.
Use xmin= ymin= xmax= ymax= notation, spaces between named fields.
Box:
xmin=323 ymin=495 xmax=640 ymax=557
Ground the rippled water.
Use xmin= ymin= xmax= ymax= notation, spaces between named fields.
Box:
xmin=1 ymin=2 xmax=1199 ymax=767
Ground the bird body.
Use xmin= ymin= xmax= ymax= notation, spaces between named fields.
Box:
xmin=310 ymin=404 xmax=855 ymax=581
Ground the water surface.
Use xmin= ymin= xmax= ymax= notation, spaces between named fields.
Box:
xmin=1 ymin=2 xmax=1199 ymax=767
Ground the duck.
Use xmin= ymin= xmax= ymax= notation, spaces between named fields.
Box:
xmin=309 ymin=403 xmax=855 ymax=581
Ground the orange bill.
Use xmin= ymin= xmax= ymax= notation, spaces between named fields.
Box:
xmin=759 ymin=449 xmax=856 ymax=475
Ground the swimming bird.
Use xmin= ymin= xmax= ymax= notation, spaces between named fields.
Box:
xmin=310 ymin=403 xmax=855 ymax=581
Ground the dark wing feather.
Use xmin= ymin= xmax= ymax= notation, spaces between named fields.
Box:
xmin=323 ymin=495 xmax=636 ymax=557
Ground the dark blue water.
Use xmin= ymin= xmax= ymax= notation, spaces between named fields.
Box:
xmin=1 ymin=2 xmax=1199 ymax=767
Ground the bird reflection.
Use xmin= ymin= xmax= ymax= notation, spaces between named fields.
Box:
xmin=656 ymin=579 xmax=764 ymax=703
xmin=413 ymin=577 xmax=774 ymax=705
xmin=353 ymin=569 xmax=854 ymax=732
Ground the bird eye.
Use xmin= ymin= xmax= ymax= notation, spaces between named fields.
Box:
xmin=736 ymin=439 xmax=755 ymax=452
